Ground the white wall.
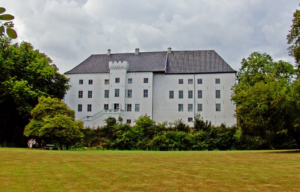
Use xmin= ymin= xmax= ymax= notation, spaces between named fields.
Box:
xmin=152 ymin=73 xmax=236 ymax=126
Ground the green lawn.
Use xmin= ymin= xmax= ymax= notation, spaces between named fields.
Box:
xmin=0 ymin=149 xmax=299 ymax=192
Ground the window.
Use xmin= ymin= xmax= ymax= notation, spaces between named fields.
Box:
xmin=115 ymin=78 xmax=120 ymax=83
xmin=128 ymin=78 xmax=132 ymax=84
xmin=197 ymin=79 xmax=202 ymax=84
xmin=79 ymin=79 xmax=83 ymax=84
xmin=88 ymin=80 xmax=93 ymax=85
xmin=135 ymin=104 xmax=140 ymax=112
xmin=216 ymin=90 xmax=221 ymax=98
xmin=144 ymin=78 xmax=148 ymax=83
xmin=127 ymin=89 xmax=132 ymax=98
xmin=179 ymin=79 xmax=183 ymax=84
xmin=127 ymin=119 xmax=131 ymax=124
xmin=115 ymin=89 xmax=119 ymax=97
xmin=88 ymin=91 xmax=92 ymax=98
xmin=197 ymin=104 xmax=203 ymax=112
xmin=169 ymin=91 xmax=174 ymax=99
xmin=178 ymin=104 xmax=184 ymax=112
xmin=198 ymin=90 xmax=202 ymax=98
xmin=188 ymin=117 xmax=193 ymax=122
xmin=144 ymin=89 xmax=148 ymax=98
xmin=78 ymin=91 xmax=83 ymax=98
xmin=104 ymin=90 xmax=109 ymax=98
xmin=188 ymin=79 xmax=193 ymax=84
xmin=105 ymin=79 xmax=109 ymax=84
xmin=215 ymin=78 xmax=220 ymax=84
xmin=188 ymin=104 xmax=193 ymax=112
xmin=179 ymin=90 xmax=183 ymax=99
xmin=127 ymin=104 xmax=132 ymax=112
xmin=188 ymin=90 xmax=193 ymax=99
xmin=104 ymin=104 xmax=108 ymax=110
xmin=87 ymin=104 xmax=92 ymax=112
xmin=216 ymin=103 xmax=221 ymax=111
xmin=78 ymin=104 xmax=82 ymax=112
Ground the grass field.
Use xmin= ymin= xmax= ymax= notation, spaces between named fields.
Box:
xmin=0 ymin=149 xmax=299 ymax=192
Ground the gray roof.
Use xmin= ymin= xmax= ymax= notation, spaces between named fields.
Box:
xmin=65 ymin=50 xmax=236 ymax=74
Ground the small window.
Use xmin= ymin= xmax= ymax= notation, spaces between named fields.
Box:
xmin=127 ymin=104 xmax=132 ymax=112
xmin=104 ymin=104 xmax=109 ymax=110
xmin=144 ymin=89 xmax=148 ymax=98
xmin=135 ymin=104 xmax=140 ymax=112
xmin=127 ymin=119 xmax=131 ymax=124
xmin=78 ymin=104 xmax=82 ymax=112
xmin=104 ymin=90 xmax=109 ymax=98
xmin=188 ymin=117 xmax=193 ymax=122
xmin=115 ymin=78 xmax=120 ymax=83
xmin=188 ymin=79 xmax=193 ymax=84
xmin=88 ymin=80 xmax=93 ymax=85
xmin=144 ymin=78 xmax=148 ymax=83
xmin=179 ymin=90 xmax=183 ymax=99
xmin=216 ymin=90 xmax=221 ymax=98
xmin=88 ymin=91 xmax=92 ymax=98
xmin=79 ymin=79 xmax=83 ymax=84
xmin=188 ymin=104 xmax=193 ymax=112
xmin=78 ymin=91 xmax=83 ymax=98
xmin=197 ymin=104 xmax=202 ymax=112
xmin=179 ymin=79 xmax=183 ymax=84
xmin=197 ymin=79 xmax=202 ymax=84
xmin=215 ymin=78 xmax=220 ymax=84
xmin=198 ymin=90 xmax=202 ymax=99
xmin=188 ymin=90 xmax=193 ymax=99
xmin=216 ymin=103 xmax=221 ymax=111
xmin=105 ymin=79 xmax=109 ymax=84
xmin=87 ymin=104 xmax=92 ymax=112
xmin=128 ymin=78 xmax=132 ymax=84
xmin=178 ymin=104 xmax=184 ymax=112
xmin=127 ymin=90 xmax=132 ymax=98
xmin=115 ymin=89 xmax=119 ymax=97
xmin=169 ymin=91 xmax=174 ymax=99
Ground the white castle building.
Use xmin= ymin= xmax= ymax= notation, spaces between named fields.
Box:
xmin=64 ymin=48 xmax=236 ymax=127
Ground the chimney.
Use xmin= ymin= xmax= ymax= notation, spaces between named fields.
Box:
xmin=167 ymin=47 xmax=172 ymax=53
xmin=107 ymin=49 xmax=111 ymax=55
xmin=135 ymin=48 xmax=139 ymax=55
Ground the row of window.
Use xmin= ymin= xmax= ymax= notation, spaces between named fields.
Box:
xmin=179 ymin=78 xmax=220 ymax=84
xmin=178 ymin=103 xmax=221 ymax=112
xmin=79 ymin=78 xmax=149 ymax=85
xmin=78 ymin=103 xmax=221 ymax=113
xmin=170 ymin=90 xmax=221 ymax=99
xmin=78 ymin=89 xmax=149 ymax=98
xmin=78 ymin=78 xmax=221 ymax=85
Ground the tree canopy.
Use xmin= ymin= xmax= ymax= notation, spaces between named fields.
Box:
xmin=0 ymin=37 xmax=70 ymax=146
xmin=287 ymin=6 xmax=300 ymax=68
xmin=24 ymin=97 xmax=84 ymax=150
xmin=232 ymin=52 xmax=300 ymax=149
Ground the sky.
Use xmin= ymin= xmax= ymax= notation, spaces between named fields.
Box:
xmin=1 ymin=0 xmax=299 ymax=73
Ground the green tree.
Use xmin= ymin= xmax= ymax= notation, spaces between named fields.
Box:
xmin=232 ymin=52 xmax=300 ymax=149
xmin=0 ymin=7 xmax=17 ymax=39
xmin=24 ymin=97 xmax=84 ymax=150
xmin=287 ymin=6 xmax=300 ymax=68
xmin=0 ymin=38 xmax=70 ymax=146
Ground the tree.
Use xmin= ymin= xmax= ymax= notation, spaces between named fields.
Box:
xmin=24 ymin=97 xmax=84 ymax=150
xmin=0 ymin=7 xmax=17 ymax=39
xmin=0 ymin=37 xmax=70 ymax=146
xmin=287 ymin=6 xmax=300 ymax=69
xmin=232 ymin=52 xmax=300 ymax=149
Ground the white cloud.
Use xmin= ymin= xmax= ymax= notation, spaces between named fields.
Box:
xmin=0 ymin=0 xmax=299 ymax=72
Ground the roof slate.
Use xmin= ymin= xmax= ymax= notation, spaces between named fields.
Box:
xmin=65 ymin=50 xmax=236 ymax=74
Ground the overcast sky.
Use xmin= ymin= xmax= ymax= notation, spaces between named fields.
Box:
xmin=1 ymin=0 xmax=299 ymax=73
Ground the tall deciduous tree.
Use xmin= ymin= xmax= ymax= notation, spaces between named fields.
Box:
xmin=287 ymin=6 xmax=300 ymax=69
xmin=24 ymin=97 xmax=84 ymax=150
xmin=232 ymin=52 xmax=300 ymax=149
xmin=0 ymin=37 xmax=70 ymax=146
